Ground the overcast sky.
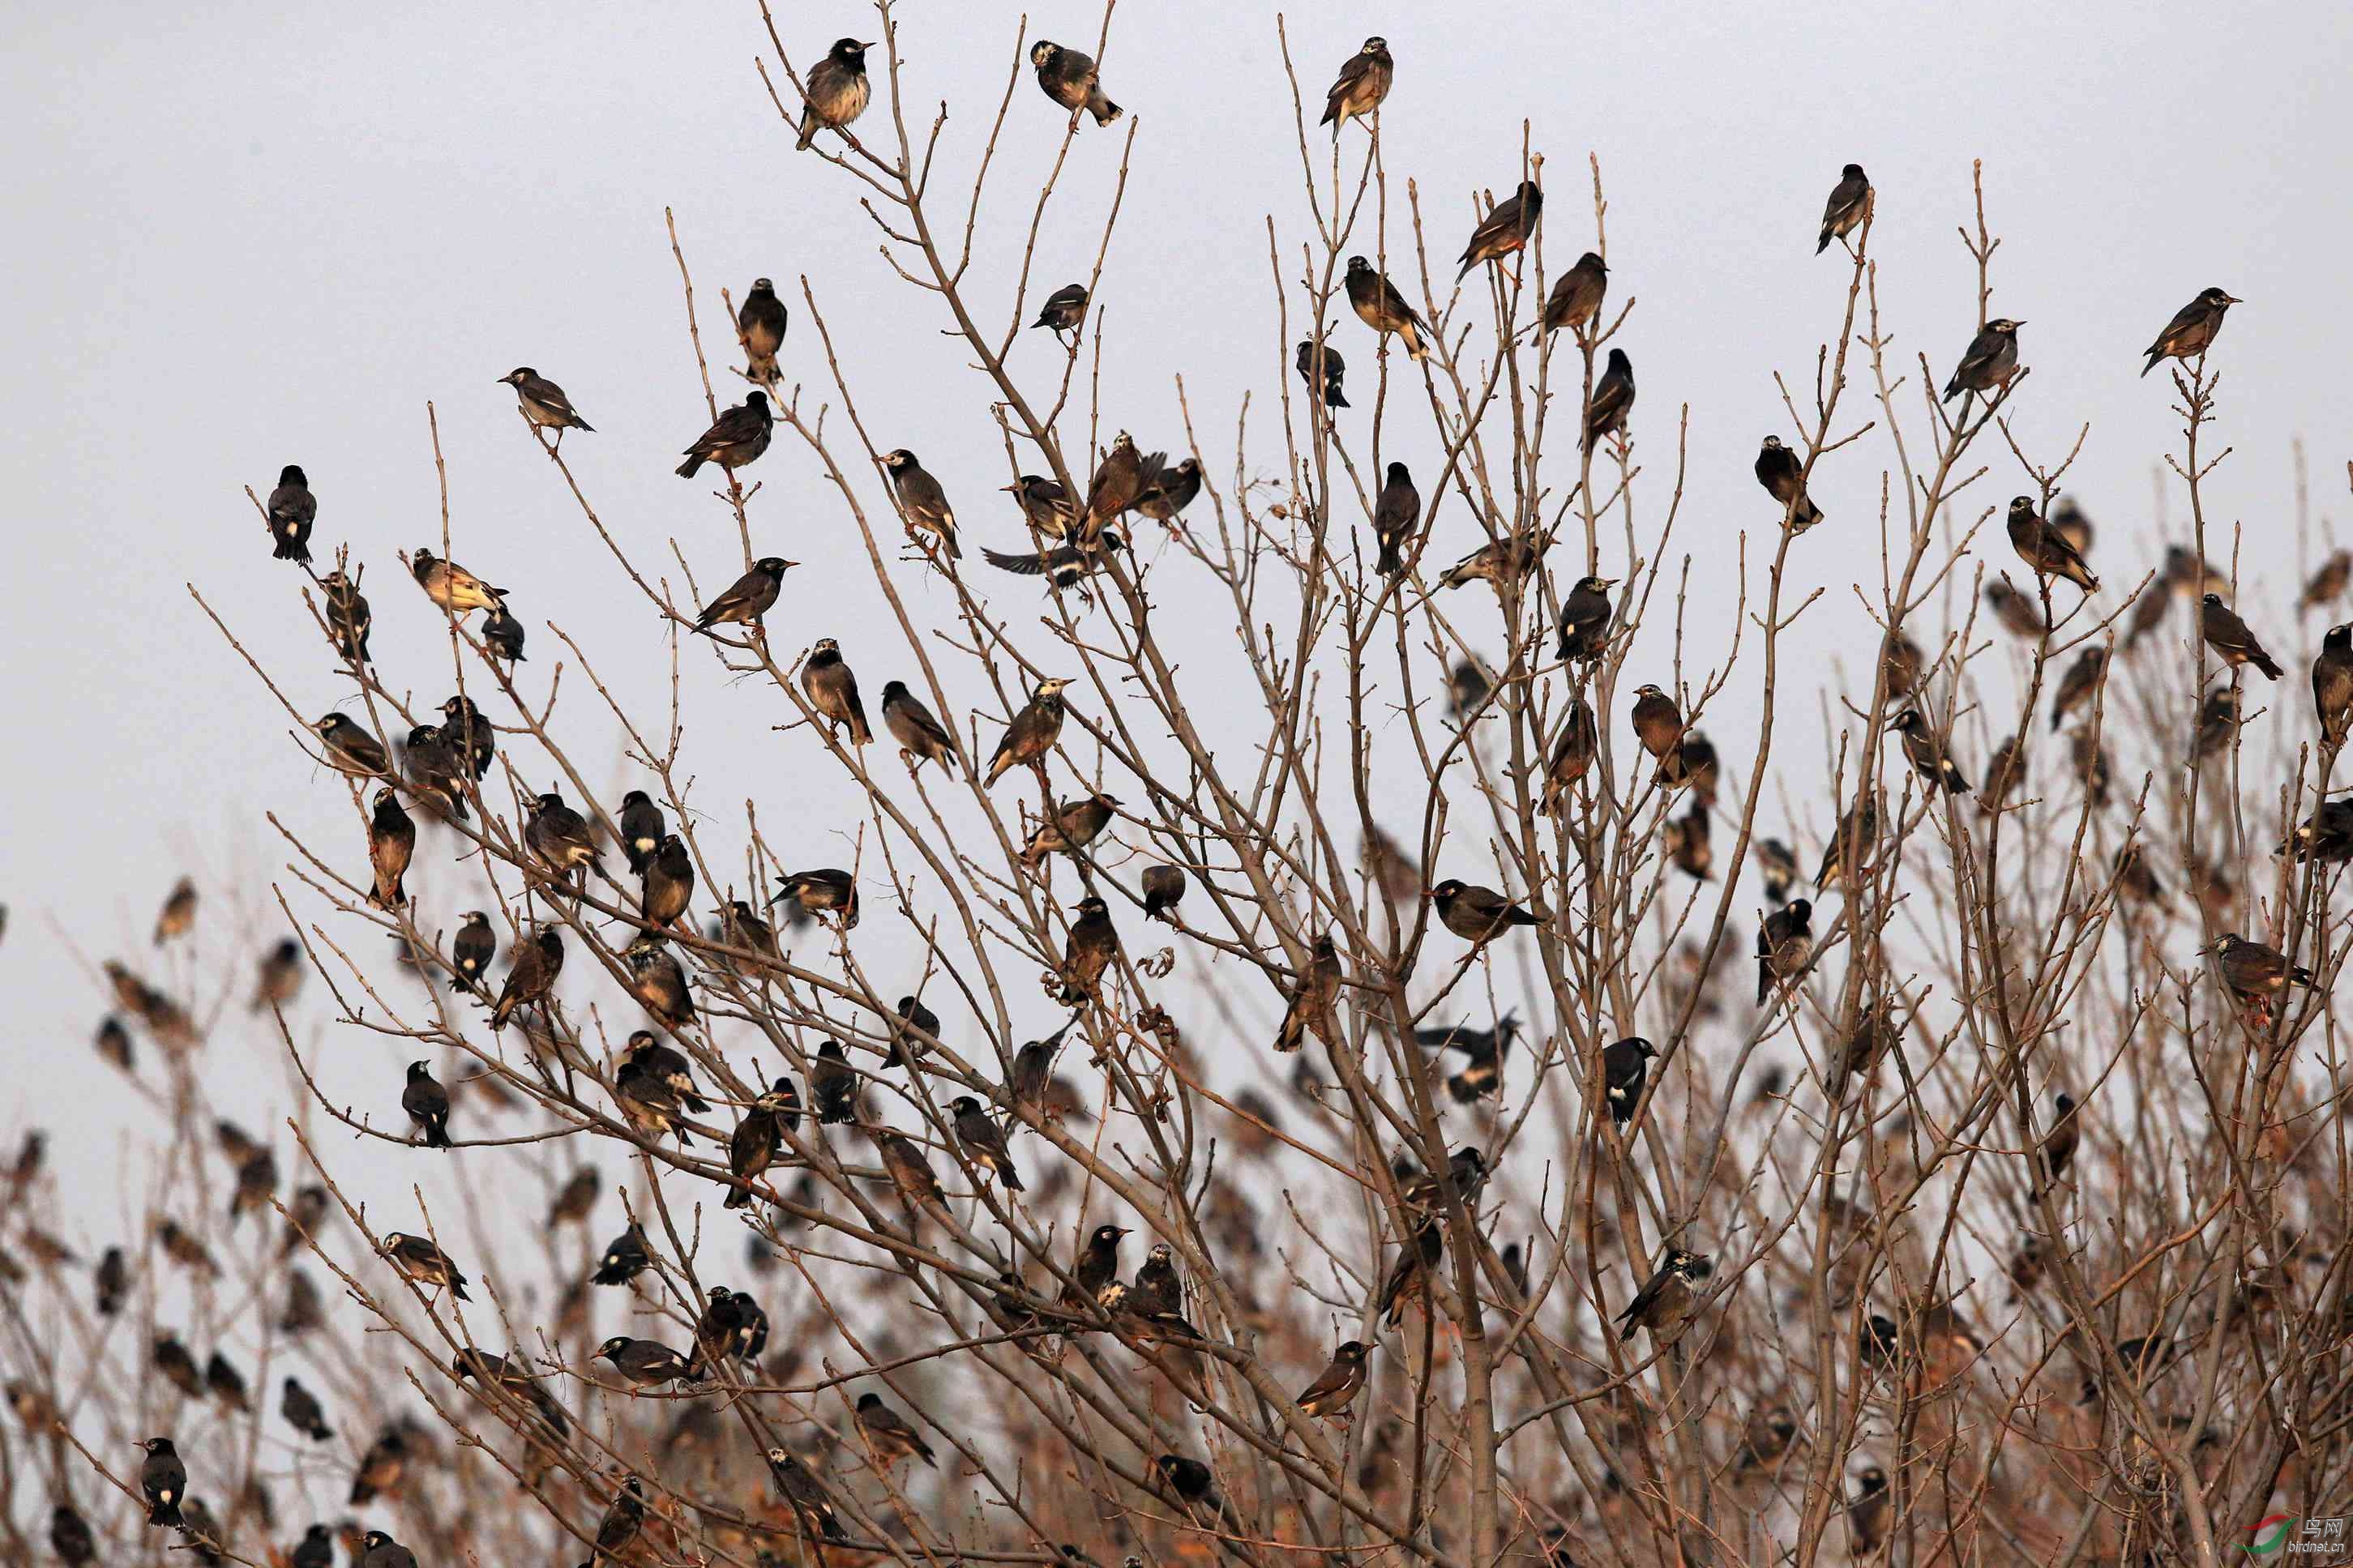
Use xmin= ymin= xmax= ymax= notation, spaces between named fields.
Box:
xmin=2 ymin=0 xmax=2347 ymax=1250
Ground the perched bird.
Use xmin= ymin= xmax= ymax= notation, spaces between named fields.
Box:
xmin=497 ymin=368 xmax=592 ymax=440
xmin=2193 ymin=686 xmax=2242 ymax=761
xmin=490 ymin=927 xmax=564 ymax=1030
xmin=1081 ymin=432 xmax=1163 ymax=538
xmin=725 ymin=1084 xmax=796 ymax=1210
xmin=1615 ymin=1247 xmax=1713 ymax=1342
xmin=1976 ymin=735 xmax=2023 ymax=815
xmin=881 ymin=448 xmax=960 ymax=559
xmin=2301 ymin=550 xmax=2351 ymax=609
xmin=2201 ymin=592 xmax=2282 ymax=679
xmin=1273 ymin=934 xmax=1343 ymax=1053
xmin=2312 ymin=623 xmax=2352 ymax=747
xmin=1881 ymin=634 xmax=1927 ymax=700
xmin=379 ymin=1233 xmax=470 ymax=1300
xmin=1321 ymin=36 xmax=1393 ymax=135
xmin=203 ymin=1349 xmax=249 ymax=1412
xmin=366 ymin=788 xmax=414 ymax=909
xmin=2141 ymin=287 xmax=2240 ymax=377
xmin=1141 ymin=863 xmax=1187 ymax=922
xmin=50 ymin=1507 xmax=95 ymax=1567
xmin=797 ymin=38 xmax=873 ymax=149
xmin=1555 ymin=575 xmax=1617 ymax=661
xmin=986 ymin=677 xmax=1072 ymax=786
xmin=1666 ymin=803 xmax=1713 ymax=880
xmin=596 ymin=1335 xmax=696 ymax=1388
xmin=442 ymin=694 xmax=494 ymax=780
xmin=1757 ymin=838 xmax=1799 ymax=904
xmin=877 ymin=1130 xmax=951 ymax=1220
xmin=738 ymin=277 xmax=788 ymax=386
xmin=1542 ymin=251 xmax=1609 ymax=337
xmin=152 ymin=877 xmax=197 ymax=946
xmin=280 ymin=1270 xmax=325 ymax=1333
xmin=1755 ymin=435 xmax=1823 ymax=531
xmin=2051 ymin=495 xmax=2094 ymax=555
xmin=1756 ymin=899 xmax=1814 ymax=1003
xmin=1033 ymin=283 xmax=1089 ymax=341
xmin=281 ymin=1376 xmax=333 ymax=1442
xmin=95 ymin=1246 xmax=128 ymax=1315
xmin=1370 ymin=461 xmax=1420 ymax=575
xmin=640 ymin=834 xmax=695 ymax=929
xmin=1020 ymin=794 xmax=1120 ymax=867
xmin=1457 ymin=179 xmax=1541 ymax=277
xmin=772 ymin=868 xmax=858 ymax=928
xmin=691 ymin=1285 xmax=768 ymax=1368
xmin=1296 ymin=335 xmax=1350 ymax=408
xmin=2283 ymin=798 xmax=2353 ymax=863
xmin=319 ymin=570 xmax=371 ymax=664
xmin=266 ymin=465 xmax=316 ymax=563
xmin=1136 ymin=457 xmax=1203 ymax=529
xmin=1984 ymin=579 xmax=2048 ymax=639
xmin=614 ymin=790 xmax=666 ymax=877
xmin=481 ymin=602 xmax=527 ymax=664
xmin=2205 ymin=932 xmax=2315 ymax=1012
xmin=1601 ymin=1036 xmax=1657 ymax=1130
xmin=1847 ymin=1468 xmax=1890 ymax=1555
xmin=526 ymin=792 xmax=602 ymax=878
xmin=1447 ymin=659 xmax=1490 ymax=721
xmin=675 ymin=391 xmax=772 ymax=479
xmin=2070 ymin=728 xmax=2113 ymax=809
xmin=410 ymin=547 xmax=504 ymax=616
xmin=1059 ymin=895 xmax=1120 ymax=1004
xmin=720 ymin=899 xmax=782 ymax=969
xmin=1032 ymin=40 xmax=1120 ymax=124
xmin=879 ymin=680 xmax=961 ymax=774
xmin=2030 ymin=1091 xmax=2080 ymax=1200
xmin=1427 ymin=879 xmax=1538 ymax=945
xmin=1816 ymin=164 xmax=1872 ymax=253
xmin=592 ymin=1223 xmax=651 ymax=1286
xmin=765 ymin=1449 xmax=847 ymax=1541
xmin=401 ymin=1061 xmax=451 ymax=1150
xmin=2007 ymin=498 xmax=2099 ymax=593
xmin=593 ymin=1479 xmax=645 ymax=1560
xmin=1440 ymin=535 xmax=1542 ymax=592
xmin=547 ymin=1164 xmax=601 ymax=1227
xmin=1069 ymin=1222 xmax=1129 ymax=1308
xmin=695 ymin=556 xmax=794 ymax=632
xmin=1539 ymin=696 xmax=1598 ymax=816
xmin=1735 ymin=1405 xmax=1801 ymax=1472
xmin=288 ymin=1523 xmax=332 ymax=1568
xmin=811 ymin=1040 xmax=859 ymax=1124
xmin=140 ymin=1438 xmax=186 ymax=1527
xmin=451 ymin=912 xmax=496 ymax=996
xmin=1943 ymin=317 xmax=2025 ymax=403
xmin=359 ymin=1532 xmax=419 ymax=1568
xmin=313 ymin=714 xmax=391 ymax=778
xmin=401 ymin=724 xmax=468 ymax=820
xmin=856 ymin=1391 xmax=938 ymax=1468
xmin=1345 ymin=256 xmax=1429 ymax=361
xmin=1296 ymin=1340 xmax=1369 ymax=1419
xmin=623 ymin=934 xmax=695 ymax=1030
xmin=1891 ymin=708 xmax=1971 ymax=794
xmin=1584 ymin=348 xmax=1636 ymax=448
xmin=951 ymin=1096 xmax=1025 ymax=1191
xmin=1375 ymin=1219 xmax=1445 ymax=1326
xmin=1004 ymin=474 xmax=1078 ymax=539
xmin=155 ymin=1334 xmax=204 ymax=1395
xmin=1658 ymin=731 xmax=1722 ymax=804
xmin=2049 ymin=647 xmax=2108 ymax=731
xmin=1630 ymin=684 xmax=1683 ymax=760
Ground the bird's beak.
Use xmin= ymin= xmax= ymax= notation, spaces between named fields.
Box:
xmin=783 ymin=560 xmax=801 ymax=570
xmin=2225 ymin=295 xmax=2243 ymax=305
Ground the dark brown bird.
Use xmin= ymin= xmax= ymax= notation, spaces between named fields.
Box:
xmin=1817 ymin=163 xmax=1872 ymax=253
xmin=497 ymin=367 xmax=592 ymax=441
xmin=1848 ymin=1468 xmax=1890 ymax=1555
xmin=314 ymin=713 xmax=391 ymax=778
xmin=1555 ymin=574 xmax=1616 ymax=661
xmin=618 ymin=790 xmax=665 ymax=876
xmin=490 ymin=927 xmax=564 ymax=1030
xmin=2049 ymin=647 xmax=2107 ymax=731
xmin=1058 ymin=896 xmax=1119 ymax=1004
xmin=2313 ymin=623 xmax=2353 ymax=747
xmin=1440 ymin=535 xmax=1542 ymax=591
xmin=1294 ymin=1340 xmax=1368 ymax=1419
xmin=1984 ymin=579 xmax=2048 ymax=639
xmin=1136 ymin=458 xmax=1202 ymax=529
xmin=2301 ymin=550 xmax=2351 ymax=609
xmin=1880 ymin=634 xmax=1926 ymax=701
xmin=855 ymin=1391 xmax=938 ymax=1468
xmin=1020 ymin=794 xmax=1119 ymax=868
xmin=152 ymin=877 xmax=196 ymax=945
xmin=881 ymin=680 xmax=961 ymax=774
xmin=1142 ymin=863 xmax=1187 ymax=922
xmin=1584 ymin=348 xmax=1636 ymax=449
xmin=1539 ymin=696 xmax=1598 ymax=817
xmin=675 ymin=391 xmax=771 ymax=479
xmin=877 ymin=1131 xmax=951 ymax=1220
xmin=2007 ymin=498 xmax=2098 ymax=593
xmin=379 ymin=1232 xmax=470 ymax=1300
xmin=1615 ymin=1247 xmax=1712 ymax=1342
xmin=772 ymin=868 xmax=858 ymax=929
xmin=1755 ymin=434 xmax=1824 ymax=531
xmin=1756 ymin=837 xmax=1799 ymax=904
xmin=985 ymin=677 xmax=1072 ymax=787
xmin=1629 ymin=683 xmax=1683 ymax=761
xmin=1427 ymin=879 xmax=1538 ymax=945
xmin=1273 ymin=934 xmax=1342 ymax=1053
xmin=1297 ymin=335 xmax=1349 ymax=409
xmin=2201 ymin=592 xmax=2282 ymax=679
xmin=1372 ymin=460 xmax=1419 ymax=575
xmin=951 ymin=1096 xmax=1025 ymax=1192
xmin=1666 ymin=801 xmax=1712 ymax=880
xmin=2141 ymin=287 xmax=2240 ymax=377
xmin=1321 ymin=36 xmax=1393 ymax=135
xmin=2070 ymin=728 xmax=2113 ymax=809
xmin=2051 ymin=496 xmax=2094 ymax=555
xmin=320 ymin=569 xmax=371 ymax=664
xmin=1942 ymin=317 xmax=2024 ymax=403
xmin=695 ymin=556 xmax=794 ymax=632
xmin=525 ymin=791 xmax=602 ymax=878
xmin=1542 ymin=251 xmax=1608 ymax=337
xmin=401 ymin=1060 xmax=451 ymax=1150
xmin=725 ymin=1083 xmax=797 ymax=1210
xmin=1032 ymin=282 xmax=1089 ymax=341
xmin=880 ymin=448 xmax=960 ymax=559
xmin=266 ymin=465 xmax=315 ymax=563
xmin=1082 ymin=433 xmax=1163 ymax=539
xmin=2194 ymin=685 xmax=2242 ymax=760
xmin=1890 ymin=708 xmax=1970 ymax=794
xmin=2026 ymin=1090 xmax=2081 ymax=1202
xmin=1345 ymin=255 xmax=1429 ymax=361
xmin=1980 ymin=734 xmax=2027 ymax=817
xmin=1031 ymin=40 xmax=1120 ymax=126
xmin=2205 ymin=932 xmax=2315 ymax=1012
xmin=1756 ymin=899 xmax=1813 ymax=1003
xmin=366 ymin=788 xmax=414 ymax=910
xmin=451 ymin=911 xmax=496 ymax=996
xmin=738 ymin=277 xmax=788 ymax=385
xmin=640 ymin=834 xmax=695 ymax=929
xmin=1457 ymin=179 xmax=1541 ymax=277
xmin=1657 ymin=730 xmax=1721 ymax=805
xmin=801 ymin=638 xmax=872 ymax=744
xmin=796 ymin=38 xmax=872 ymax=150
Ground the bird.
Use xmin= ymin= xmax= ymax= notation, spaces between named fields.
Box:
xmin=490 ymin=927 xmax=564 ymax=1030
xmin=2142 ymin=287 xmax=2240 ymax=377
xmin=1629 ymin=684 xmax=1683 ymax=761
xmin=810 ymin=1040 xmax=859 ymax=1124
xmin=2006 ymin=497 xmax=2099 ymax=593
xmin=1542 ymin=252 xmax=1609 ymax=337
xmin=881 ymin=448 xmax=960 ymax=559
xmin=725 ymin=1083 xmax=797 ymax=1210
xmin=983 ymin=534 xmax=1127 ymax=592
xmin=593 ymin=1479 xmax=645 ymax=1560
xmin=319 ymin=570 xmax=371 ymax=664
xmin=1584 ymin=348 xmax=1635 ymax=448
xmin=400 ymin=724 xmax=468 ymax=821
xmin=675 ymin=391 xmax=772 ymax=478
xmin=1601 ymin=1037 xmax=1657 ymax=1130
xmin=623 ymin=935 xmax=695 ymax=1031
xmin=451 ymin=912 xmax=496 ymax=996
xmin=364 ymin=788 xmax=414 ymax=910
xmin=1942 ymin=318 xmax=2024 ymax=402
xmin=765 ymin=1449 xmax=848 ymax=1541
xmin=1273 ymin=934 xmax=1343 ymax=1053
xmin=1847 ymin=1468 xmax=1890 ymax=1555
xmin=1816 ymin=164 xmax=1872 ymax=253
xmin=797 ymin=639 xmax=878 ymax=748
xmin=280 ymin=1377 xmax=333 ymax=1442
xmin=1067 ymin=1221 xmax=1128 ymax=1310
xmin=1876 ymin=634 xmax=1924 ymax=702
xmin=1671 ymin=804 xmax=1712 ymax=882
xmin=1059 ymin=896 xmax=1120 ymax=1004
xmin=1427 ymin=879 xmax=1538 ymax=945
xmin=379 ymin=1233 xmax=470 ymax=1299
xmin=546 ymin=1165 xmax=601 ymax=1228
xmin=1539 ymin=697 xmax=1598 ymax=816
xmin=1345 ymin=256 xmax=1429 ymax=360
xmin=2049 ymin=647 xmax=2108 ymax=732
xmin=695 ymin=557 xmax=795 ymax=632
xmin=986 ymin=677 xmax=1073 ymax=787
xmin=441 ymin=694 xmax=494 ymax=780
xmin=1555 ymin=575 xmax=1617 ymax=661
xmin=151 ymin=877 xmax=196 ymax=946
xmin=877 ymin=1131 xmax=952 ymax=1220
xmin=497 ymin=368 xmax=592 ymax=440
xmin=266 ymin=465 xmax=315 ymax=563
xmin=1975 ymin=737 xmax=2026 ymax=819
xmin=526 ymin=792 xmax=602 ymax=877
xmin=1004 ymin=474 xmax=1078 ymax=539
xmin=1984 ymin=579 xmax=2048 ymax=639
xmin=690 ymin=1285 xmax=768 ymax=1369
xmin=1032 ymin=40 xmax=1119 ymax=123
xmin=1734 ymin=1405 xmax=1800 ymax=1473
xmin=1297 ymin=335 xmax=1350 ymax=408
xmin=2051 ymin=496 xmax=2094 ymax=554
xmin=481 ymin=602 xmax=527 ymax=664
xmin=313 ymin=714 xmax=391 ymax=778
xmin=1615 ymin=1247 xmax=1712 ymax=1342
xmin=409 ymin=548 xmax=504 ymax=615
xmin=1033 ymin=283 xmax=1089 ymax=341
xmin=1020 ymin=794 xmax=1120 ymax=867
xmin=1440 ymin=535 xmax=1542 ymax=592
xmin=1136 ymin=458 xmax=1203 ymax=529
xmin=640 ymin=834 xmax=695 ymax=928
xmin=2302 ymin=550 xmax=2351 ymax=609
xmin=856 ymin=1391 xmax=938 ymax=1468
xmin=2205 ymin=933 xmax=2315 ymax=1012
xmin=772 ymin=868 xmax=858 ymax=928
xmin=1295 ymin=1340 xmax=1369 ymax=1419
xmin=596 ymin=1335 xmax=696 ymax=1388
xmin=1457 ymin=179 xmax=1541 ymax=278
xmin=2284 ymin=798 xmax=2353 ymax=863
xmin=1321 ymin=36 xmax=1393 ymax=135
xmin=951 ymin=1096 xmax=1025 ymax=1191
xmin=286 ymin=1523 xmax=332 ymax=1568
xmin=1755 ymin=435 xmax=1824 ymax=530
xmin=2201 ymin=592 xmax=2282 ymax=679
xmin=1756 ymin=899 xmax=1814 ymax=1003
xmin=2316 ymin=623 xmax=2353 ymax=747
xmin=1757 ymin=839 xmax=1799 ymax=904
xmin=592 ymin=1224 xmax=651 ymax=1286
xmin=359 ymin=1531 xmax=419 ymax=1568
xmin=880 ymin=681 xmax=961 ymax=773
xmin=401 ymin=1061 xmax=451 ymax=1150
xmin=738 ymin=277 xmax=788 ymax=385
xmin=1082 ymin=432 xmax=1164 ymax=538
xmin=139 ymin=1438 xmax=186 ymax=1527
xmin=614 ymin=790 xmax=666 ymax=877
xmin=1142 ymin=863 xmax=1187 ymax=922
xmin=1891 ymin=708 xmax=1971 ymax=794
xmin=95 ymin=1246 xmax=128 ymax=1315
xmin=1371 ymin=461 xmax=1420 ymax=575
xmin=153 ymin=1334 xmax=203 ymax=1395
xmin=797 ymin=38 xmax=872 ymax=149
xmin=2030 ymin=1092 xmax=2080 ymax=1200
xmin=2193 ymin=686 xmax=2241 ymax=761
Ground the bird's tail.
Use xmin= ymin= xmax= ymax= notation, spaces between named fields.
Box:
xmin=748 ymin=352 xmax=780 ymax=387
xmin=1093 ymin=95 xmax=1122 ymax=126
xmin=2255 ymin=651 xmax=2284 ymax=680
xmin=275 ymin=536 xmax=311 ymax=563
xmin=676 ymin=455 xmax=705 ymax=479
xmin=426 ymin=1116 xmax=452 ymax=1151
xmin=797 ymin=117 xmax=819 ymax=150
xmin=1378 ymin=536 xmax=1405 ymax=576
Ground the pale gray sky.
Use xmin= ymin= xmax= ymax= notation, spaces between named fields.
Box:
xmin=2 ymin=0 xmax=2347 ymax=1239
